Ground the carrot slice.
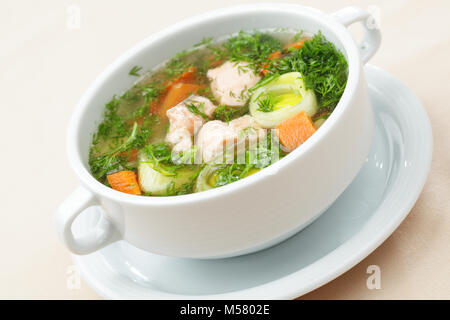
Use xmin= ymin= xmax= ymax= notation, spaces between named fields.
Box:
xmin=203 ymin=54 xmax=224 ymax=68
xmin=276 ymin=111 xmax=316 ymax=151
xmin=127 ymin=149 xmax=138 ymax=162
xmin=149 ymin=99 xmax=160 ymax=114
xmin=268 ymin=50 xmax=282 ymax=60
xmin=119 ymin=148 xmax=138 ymax=162
xmin=261 ymin=50 xmax=283 ymax=76
xmin=165 ymin=66 xmax=197 ymax=91
xmin=107 ymin=171 xmax=141 ymax=195
xmin=159 ymin=82 xmax=203 ymax=117
xmin=284 ymin=39 xmax=307 ymax=51
xmin=261 ymin=66 xmax=270 ymax=76
xmin=261 ymin=39 xmax=310 ymax=76
xmin=148 ymin=67 xmax=197 ymax=115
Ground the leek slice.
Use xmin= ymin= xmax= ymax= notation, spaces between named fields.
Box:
xmin=138 ymin=152 xmax=194 ymax=195
xmin=194 ymin=163 xmax=261 ymax=192
xmin=314 ymin=118 xmax=326 ymax=129
xmin=194 ymin=164 xmax=221 ymax=192
xmin=249 ymin=72 xmax=318 ymax=128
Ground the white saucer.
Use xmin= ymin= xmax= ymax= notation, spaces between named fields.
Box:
xmin=72 ymin=65 xmax=432 ymax=299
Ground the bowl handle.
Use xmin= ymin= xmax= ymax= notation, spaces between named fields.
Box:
xmin=55 ymin=186 xmax=121 ymax=255
xmin=332 ymin=6 xmax=381 ymax=64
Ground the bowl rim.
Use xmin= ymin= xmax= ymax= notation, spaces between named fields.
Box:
xmin=67 ymin=2 xmax=363 ymax=206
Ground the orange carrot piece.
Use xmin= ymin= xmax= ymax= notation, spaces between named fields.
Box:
xmin=159 ymin=82 xmax=203 ymax=117
xmin=119 ymin=148 xmax=138 ymax=162
xmin=276 ymin=111 xmax=316 ymax=151
xmin=204 ymin=54 xmax=224 ymax=68
xmin=107 ymin=171 xmax=141 ymax=195
xmin=148 ymin=66 xmax=197 ymax=115
xmin=181 ymin=65 xmax=196 ymax=78
xmin=284 ymin=39 xmax=307 ymax=51
xmin=268 ymin=50 xmax=282 ymax=60
xmin=261 ymin=50 xmax=283 ymax=76
xmin=149 ymin=99 xmax=161 ymax=114
xmin=165 ymin=66 xmax=197 ymax=90
xmin=127 ymin=149 xmax=138 ymax=162
xmin=261 ymin=66 xmax=270 ymax=76
xmin=209 ymin=59 xmax=224 ymax=68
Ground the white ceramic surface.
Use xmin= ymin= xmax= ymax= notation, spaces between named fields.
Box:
xmin=56 ymin=3 xmax=381 ymax=258
xmin=72 ymin=65 xmax=433 ymax=299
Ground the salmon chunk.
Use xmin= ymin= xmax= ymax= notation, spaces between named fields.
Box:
xmin=185 ymin=95 xmax=217 ymax=118
xmin=166 ymin=127 xmax=194 ymax=153
xmin=229 ymin=115 xmax=267 ymax=144
xmin=166 ymin=96 xmax=216 ymax=153
xmin=195 ymin=120 xmax=237 ymax=162
xmin=207 ymin=61 xmax=261 ymax=106
xmin=196 ymin=115 xmax=267 ymax=162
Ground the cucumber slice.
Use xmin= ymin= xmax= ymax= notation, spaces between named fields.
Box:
xmin=249 ymin=72 xmax=318 ymax=128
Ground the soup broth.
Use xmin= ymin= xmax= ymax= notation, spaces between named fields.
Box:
xmin=89 ymin=29 xmax=348 ymax=196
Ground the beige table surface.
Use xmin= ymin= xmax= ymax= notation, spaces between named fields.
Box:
xmin=1 ymin=0 xmax=449 ymax=299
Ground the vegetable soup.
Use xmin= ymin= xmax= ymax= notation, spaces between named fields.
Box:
xmin=89 ymin=30 xmax=348 ymax=196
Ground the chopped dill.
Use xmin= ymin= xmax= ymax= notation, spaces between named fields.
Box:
xmin=129 ymin=65 xmax=142 ymax=77
xmin=133 ymin=104 xmax=149 ymax=118
xmin=165 ymin=168 xmax=202 ymax=196
xmin=196 ymin=87 xmax=215 ymax=102
xmin=186 ymin=102 xmax=209 ymax=121
xmin=214 ymin=105 xmax=248 ymax=122
xmin=164 ymin=50 xmax=195 ymax=77
xmin=89 ymin=122 xmax=151 ymax=181
xmin=141 ymin=84 xmax=161 ymax=103
xmin=292 ymin=30 xmax=305 ymax=42
xmin=141 ymin=143 xmax=177 ymax=177
xmin=214 ymin=164 xmax=254 ymax=187
xmin=194 ymin=37 xmax=213 ymax=47
xmin=94 ymin=96 xmax=130 ymax=146
xmin=140 ymin=143 xmax=197 ymax=179
xmin=268 ymin=32 xmax=348 ymax=110
xmin=211 ymin=31 xmax=282 ymax=73
xmin=256 ymin=93 xmax=276 ymax=113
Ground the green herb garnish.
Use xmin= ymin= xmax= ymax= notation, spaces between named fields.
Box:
xmin=292 ymin=31 xmax=305 ymax=42
xmin=94 ymin=96 xmax=130 ymax=147
xmin=164 ymin=50 xmax=194 ymax=77
xmin=211 ymin=31 xmax=282 ymax=73
xmin=268 ymin=32 xmax=348 ymax=110
xmin=196 ymin=87 xmax=215 ymax=102
xmin=140 ymin=143 xmax=196 ymax=178
xmin=194 ymin=37 xmax=213 ymax=48
xmin=211 ymin=132 xmax=285 ymax=187
xmin=141 ymin=84 xmax=161 ymax=103
xmin=166 ymin=167 xmax=202 ymax=196
xmin=256 ymin=93 xmax=275 ymax=113
xmin=121 ymin=88 xmax=140 ymax=102
xmin=214 ymin=105 xmax=248 ymax=122
xmin=312 ymin=109 xmax=331 ymax=121
xmin=248 ymin=73 xmax=279 ymax=93
xmin=186 ymin=102 xmax=209 ymax=121
xmin=213 ymin=164 xmax=253 ymax=187
xmin=89 ymin=122 xmax=151 ymax=180
xmin=129 ymin=66 xmax=142 ymax=77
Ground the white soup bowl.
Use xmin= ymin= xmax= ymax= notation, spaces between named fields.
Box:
xmin=56 ymin=3 xmax=380 ymax=258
